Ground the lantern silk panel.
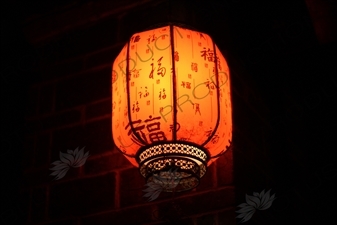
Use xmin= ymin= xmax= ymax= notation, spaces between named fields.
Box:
xmin=112 ymin=44 xmax=140 ymax=166
xmin=112 ymin=25 xmax=232 ymax=167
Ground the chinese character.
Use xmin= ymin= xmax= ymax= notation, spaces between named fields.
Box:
xmin=124 ymin=119 xmax=148 ymax=144
xmin=208 ymin=53 xmax=214 ymax=62
xmin=144 ymin=86 xmax=149 ymax=97
xmin=201 ymin=48 xmax=207 ymax=60
xmin=186 ymin=82 xmax=191 ymax=89
xmin=131 ymin=35 xmax=140 ymax=43
xmin=200 ymin=47 xmax=215 ymax=61
xmin=205 ymin=79 xmax=215 ymax=89
xmin=149 ymin=132 xmax=167 ymax=142
xmin=174 ymin=51 xmax=179 ymax=61
xmin=132 ymin=101 xmax=140 ymax=113
xmin=169 ymin=123 xmax=180 ymax=132
xmin=149 ymin=57 xmax=166 ymax=78
xmin=159 ymin=88 xmax=166 ymax=100
xmin=157 ymin=56 xmax=166 ymax=77
xmin=181 ymin=81 xmax=185 ymax=88
xmin=124 ymin=116 xmax=168 ymax=144
xmin=211 ymin=134 xmax=219 ymax=144
xmin=193 ymin=103 xmax=201 ymax=115
xmin=144 ymin=115 xmax=161 ymax=131
xmin=191 ymin=63 xmax=198 ymax=72
xmin=144 ymin=115 xmax=167 ymax=143
xmin=149 ymin=59 xmax=155 ymax=79
xmin=147 ymin=34 xmax=157 ymax=44
xmin=130 ymin=68 xmax=141 ymax=78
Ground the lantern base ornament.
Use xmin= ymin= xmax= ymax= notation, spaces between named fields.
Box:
xmin=136 ymin=142 xmax=209 ymax=192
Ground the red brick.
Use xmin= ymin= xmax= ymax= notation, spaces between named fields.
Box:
xmin=84 ymin=152 xmax=131 ymax=175
xmin=41 ymin=109 xmax=81 ymax=130
xmin=23 ymin=137 xmax=35 ymax=169
xmin=39 ymin=84 xmax=54 ymax=114
xmin=25 ymin=119 xmax=45 ymax=135
xmin=17 ymin=189 xmax=30 ymax=223
xmin=55 ymin=66 xmax=111 ymax=110
xmin=25 ymin=86 xmax=39 ymax=116
xmin=0 ymin=207 xmax=26 ymax=225
xmin=85 ymin=99 xmax=112 ymax=120
xmin=157 ymin=187 xmax=235 ymax=218
xmin=40 ymin=58 xmax=83 ymax=81
xmin=217 ymin=208 xmax=236 ymax=225
xmin=81 ymin=205 xmax=154 ymax=225
xmin=157 ymin=218 xmax=195 ymax=225
xmin=35 ymin=134 xmax=50 ymax=167
xmin=51 ymin=118 xmax=113 ymax=160
xmin=85 ymin=45 xmax=123 ymax=69
xmin=49 ymin=173 xmax=115 ymax=219
xmin=37 ymin=17 xmax=118 ymax=62
xmin=196 ymin=213 xmax=216 ymax=225
xmin=23 ymin=169 xmax=51 ymax=187
xmin=31 ymin=187 xmax=47 ymax=223
xmin=196 ymin=163 xmax=216 ymax=192
xmin=39 ymin=218 xmax=78 ymax=225
xmin=120 ymin=1 xmax=170 ymax=41
xmin=119 ymin=167 xmax=146 ymax=207
xmin=15 ymin=48 xmax=40 ymax=73
xmin=217 ymin=149 xmax=234 ymax=187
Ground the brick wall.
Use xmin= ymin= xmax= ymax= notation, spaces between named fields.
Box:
xmin=18 ymin=1 xmax=239 ymax=225
xmin=3 ymin=0 xmax=335 ymax=224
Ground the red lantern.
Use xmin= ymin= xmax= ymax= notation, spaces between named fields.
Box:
xmin=112 ymin=24 xmax=232 ymax=192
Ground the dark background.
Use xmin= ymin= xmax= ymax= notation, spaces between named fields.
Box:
xmin=1 ymin=0 xmax=336 ymax=224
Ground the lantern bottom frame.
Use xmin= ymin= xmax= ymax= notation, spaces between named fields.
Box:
xmin=136 ymin=142 xmax=210 ymax=192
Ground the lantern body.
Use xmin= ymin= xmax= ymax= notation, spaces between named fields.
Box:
xmin=112 ymin=25 xmax=232 ymax=191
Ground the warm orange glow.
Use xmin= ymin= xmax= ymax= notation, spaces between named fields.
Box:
xmin=112 ymin=25 xmax=232 ymax=170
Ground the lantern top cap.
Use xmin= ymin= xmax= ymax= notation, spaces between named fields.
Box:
xmin=130 ymin=22 xmax=213 ymax=42
xmin=145 ymin=22 xmax=196 ymax=31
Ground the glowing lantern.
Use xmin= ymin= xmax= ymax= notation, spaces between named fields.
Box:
xmin=112 ymin=24 xmax=232 ymax=192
